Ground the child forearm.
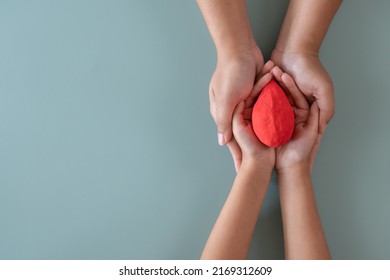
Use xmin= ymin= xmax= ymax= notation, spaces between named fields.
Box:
xmin=201 ymin=162 xmax=272 ymax=260
xmin=277 ymin=165 xmax=330 ymax=260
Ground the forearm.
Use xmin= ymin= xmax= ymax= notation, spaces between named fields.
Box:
xmin=277 ymin=165 xmax=330 ymax=259
xmin=275 ymin=0 xmax=342 ymax=55
xmin=197 ymin=0 xmax=257 ymax=59
xmin=201 ymin=162 xmax=272 ymax=260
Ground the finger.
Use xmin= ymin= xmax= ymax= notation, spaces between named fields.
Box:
xmin=252 ymin=72 xmax=273 ymax=96
xmin=294 ymin=108 xmax=309 ymax=125
xmin=270 ymin=66 xmax=294 ymax=105
xmin=230 ymin=102 xmax=245 ymax=172
xmin=305 ymin=101 xmax=320 ymax=133
xmin=232 ymin=101 xmax=246 ymax=134
xmin=260 ymin=60 xmax=274 ymax=76
xmin=316 ymin=83 xmax=335 ymax=133
xmin=319 ymin=111 xmax=332 ymax=134
xmin=227 ymin=138 xmax=242 ymax=173
xmin=243 ymin=107 xmax=252 ymax=121
xmin=281 ymin=73 xmax=310 ymax=110
xmin=319 ymin=108 xmax=335 ymax=134
xmin=245 ymin=72 xmax=273 ymax=108
xmin=209 ymin=87 xmax=217 ymax=122
xmin=309 ymin=133 xmax=322 ymax=172
xmin=215 ymin=98 xmax=236 ymax=146
xmin=270 ymin=65 xmax=283 ymax=81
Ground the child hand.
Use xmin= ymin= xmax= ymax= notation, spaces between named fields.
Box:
xmin=271 ymin=68 xmax=320 ymax=172
xmin=231 ymin=73 xmax=275 ymax=172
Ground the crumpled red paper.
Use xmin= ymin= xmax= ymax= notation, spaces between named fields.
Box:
xmin=252 ymin=80 xmax=294 ymax=147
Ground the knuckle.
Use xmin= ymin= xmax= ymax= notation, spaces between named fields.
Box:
xmin=217 ymin=121 xmax=229 ymax=132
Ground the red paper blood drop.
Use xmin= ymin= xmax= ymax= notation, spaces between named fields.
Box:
xmin=252 ymin=80 xmax=294 ymax=147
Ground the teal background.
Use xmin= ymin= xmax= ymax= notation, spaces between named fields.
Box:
xmin=1 ymin=0 xmax=389 ymax=259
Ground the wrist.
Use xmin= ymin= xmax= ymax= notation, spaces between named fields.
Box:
xmin=274 ymin=3 xmax=320 ymax=57
xmin=274 ymin=37 xmax=319 ymax=57
xmin=272 ymin=46 xmax=318 ymax=59
xmin=240 ymin=157 xmax=274 ymax=176
xmin=237 ymin=162 xmax=272 ymax=193
xmin=217 ymin=42 xmax=261 ymax=63
xmin=276 ymin=162 xmax=310 ymax=178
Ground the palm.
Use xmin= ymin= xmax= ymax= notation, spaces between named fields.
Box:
xmin=267 ymin=66 xmax=320 ymax=171
xmin=271 ymin=50 xmax=334 ymax=169
xmin=209 ymin=46 xmax=264 ymax=126
xmin=223 ymin=58 xmax=281 ymax=172
xmin=275 ymin=108 xmax=309 ymax=170
xmin=231 ymin=99 xmax=275 ymax=171
xmin=271 ymin=50 xmax=334 ymax=131
xmin=240 ymin=106 xmax=275 ymax=166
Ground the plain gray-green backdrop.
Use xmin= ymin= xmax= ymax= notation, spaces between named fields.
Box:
xmin=1 ymin=0 xmax=389 ymax=259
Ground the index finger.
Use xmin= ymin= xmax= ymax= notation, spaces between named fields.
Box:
xmin=281 ymin=73 xmax=310 ymax=110
xmin=245 ymin=72 xmax=272 ymax=108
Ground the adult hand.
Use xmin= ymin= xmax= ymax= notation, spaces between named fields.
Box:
xmin=270 ymin=50 xmax=334 ymax=167
xmin=209 ymin=46 xmax=264 ymax=146
xmin=196 ymin=0 xmax=270 ymax=169
xmin=210 ymin=57 xmax=274 ymax=171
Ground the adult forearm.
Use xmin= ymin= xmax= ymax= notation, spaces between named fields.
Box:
xmin=277 ymin=165 xmax=330 ymax=259
xmin=275 ymin=0 xmax=343 ymax=54
xmin=201 ymin=163 xmax=271 ymax=259
xmin=197 ymin=0 xmax=257 ymax=58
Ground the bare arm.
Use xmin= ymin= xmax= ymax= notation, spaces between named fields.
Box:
xmin=271 ymin=0 xmax=342 ymax=167
xmin=277 ymin=166 xmax=330 ymax=259
xmin=271 ymin=68 xmax=330 ymax=259
xmin=275 ymin=0 xmax=343 ymax=54
xmin=196 ymin=0 xmax=264 ymax=170
xmin=201 ymin=163 xmax=271 ymax=259
xmin=201 ymin=77 xmax=275 ymax=259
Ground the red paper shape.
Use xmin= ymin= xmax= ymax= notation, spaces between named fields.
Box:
xmin=252 ymin=80 xmax=294 ymax=147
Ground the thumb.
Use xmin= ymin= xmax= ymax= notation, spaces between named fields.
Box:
xmin=317 ymin=82 xmax=335 ymax=133
xmin=319 ymin=108 xmax=333 ymax=134
xmin=232 ymin=101 xmax=245 ymax=136
xmin=215 ymin=100 xmax=236 ymax=145
xmin=305 ymin=101 xmax=320 ymax=133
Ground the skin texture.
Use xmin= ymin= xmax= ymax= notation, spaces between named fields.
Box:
xmin=196 ymin=0 xmax=264 ymax=148
xmin=275 ymin=68 xmax=330 ymax=259
xmin=201 ymin=75 xmax=274 ymax=260
xmin=273 ymin=66 xmax=331 ymax=259
xmin=277 ymin=165 xmax=331 ymax=259
xmin=226 ymin=61 xmax=274 ymax=171
xmin=202 ymin=68 xmax=330 ymax=260
xmin=271 ymin=0 xmax=343 ymax=166
xmin=197 ymin=0 xmax=342 ymax=170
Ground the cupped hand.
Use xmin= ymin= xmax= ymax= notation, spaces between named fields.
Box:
xmin=269 ymin=68 xmax=320 ymax=172
xmin=271 ymin=49 xmax=335 ymax=167
xmin=271 ymin=50 xmax=333 ymax=167
xmin=231 ymin=100 xmax=275 ymax=173
xmin=227 ymin=61 xmax=274 ymax=172
xmin=209 ymin=45 xmax=264 ymax=147
xmin=270 ymin=50 xmax=334 ymax=130
xmin=223 ymin=60 xmax=275 ymax=171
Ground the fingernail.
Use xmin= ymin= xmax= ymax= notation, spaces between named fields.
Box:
xmin=218 ymin=133 xmax=225 ymax=146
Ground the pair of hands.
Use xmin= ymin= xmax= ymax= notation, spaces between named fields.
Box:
xmin=232 ymin=62 xmax=319 ymax=173
xmin=209 ymin=46 xmax=334 ymax=171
